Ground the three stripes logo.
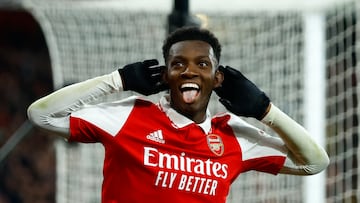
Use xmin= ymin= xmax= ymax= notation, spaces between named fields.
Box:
xmin=146 ymin=130 xmax=165 ymax=144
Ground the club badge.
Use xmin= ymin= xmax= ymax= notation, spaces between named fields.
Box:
xmin=206 ymin=134 xmax=224 ymax=156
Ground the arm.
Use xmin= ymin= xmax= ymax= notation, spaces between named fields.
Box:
xmin=262 ymin=103 xmax=329 ymax=175
xmin=27 ymin=59 xmax=167 ymax=139
xmin=215 ymin=65 xmax=329 ymax=175
xmin=27 ymin=70 xmax=123 ymax=139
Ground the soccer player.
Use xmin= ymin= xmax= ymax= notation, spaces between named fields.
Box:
xmin=27 ymin=27 xmax=329 ymax=202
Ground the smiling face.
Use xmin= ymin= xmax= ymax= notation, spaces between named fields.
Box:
xmin=164 ymin=40 xmax=224 ymax=123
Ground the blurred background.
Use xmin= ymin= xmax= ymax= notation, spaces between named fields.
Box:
xmin=0 ymin=9 xmax=54 ymax=203
xmin=0 ymin=0 xmax=358 ymax=202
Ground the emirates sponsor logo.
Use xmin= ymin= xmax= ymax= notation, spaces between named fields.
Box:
xmin=206 ymin=134 xmax=224 ymax=156
xmin=143 ymin=147 xmax=228 ymax=196
xmin=143 ymin=147 xmax=228 ymax=178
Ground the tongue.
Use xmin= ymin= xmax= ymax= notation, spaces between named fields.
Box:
xmin=182 ymin=90 xmax=198 ymax=103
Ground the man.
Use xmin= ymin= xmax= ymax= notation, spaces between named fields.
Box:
xmin=27 ymin=27 xmax=329 ymax=202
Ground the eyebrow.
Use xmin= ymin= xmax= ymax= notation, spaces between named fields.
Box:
xmin=170 ymin=55 xmax=211 ymax=61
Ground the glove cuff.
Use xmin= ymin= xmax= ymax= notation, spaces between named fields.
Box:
xmin=118 ymin=68 xmax=127 ymax=90
xmin=256 ymin=93 xmax=270 ymax=120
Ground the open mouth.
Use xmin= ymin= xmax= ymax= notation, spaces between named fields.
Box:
xmin=180 ymin=83 xmax=200 ymax=103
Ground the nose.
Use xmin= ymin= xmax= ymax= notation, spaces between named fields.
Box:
xmin=181 ymin=64 xmax=198 ymax=78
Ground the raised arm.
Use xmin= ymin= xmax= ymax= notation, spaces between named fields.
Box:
xmin=261 ymin=103 xmax=329 ymax=175
xmin=215 ymin=65 xmax=329 ymax=175
xmin=27 ymin=70 xmax=123 ymax=138
xmin=27 ymin=59 xmax=167 ymax=139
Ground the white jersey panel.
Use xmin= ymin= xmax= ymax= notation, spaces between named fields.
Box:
xmin=226 ymin=113 xmax=288 ymax=161
xmin=71 ymin=96 xmax=137 ymax=136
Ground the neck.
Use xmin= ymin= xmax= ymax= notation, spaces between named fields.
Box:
xmin=186 ymin=111 xmax=207 ymax=124
xmin=172 ymin=105 xmax=207 ymax=124
xmin=165 ymin=94 xmax=208 ymax=124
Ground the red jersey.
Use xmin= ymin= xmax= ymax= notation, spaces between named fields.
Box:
xmin=69 ymin=96 xmax=286 ymax=203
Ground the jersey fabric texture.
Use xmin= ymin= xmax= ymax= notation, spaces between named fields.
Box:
xmin=68 ymin=96 xmax=286 ymax=203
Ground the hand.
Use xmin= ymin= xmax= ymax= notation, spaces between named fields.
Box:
xmin=118 ymin=59 xmax=168 ymax=96
xmin=214 ymin=65 xmax=270 ymax=120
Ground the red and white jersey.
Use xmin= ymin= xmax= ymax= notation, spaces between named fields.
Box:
xmin=69 ymin=96 xmax=287 ymax=203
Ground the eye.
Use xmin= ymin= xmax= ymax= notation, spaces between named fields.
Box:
xmin=198 ymin=61 xmax=210 ymax=68
xmin=171 ymin=61 xmax=185 ymax=69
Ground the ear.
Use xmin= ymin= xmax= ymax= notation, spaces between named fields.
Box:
xmin=213 ymin=69 xmax=224 ymax=88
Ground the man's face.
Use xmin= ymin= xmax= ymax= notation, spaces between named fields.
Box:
xmin=164 ymin=40 xmax=223 ymax=123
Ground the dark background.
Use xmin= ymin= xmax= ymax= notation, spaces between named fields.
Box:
xmin=0 ymin=10 xmax=55 ymax=203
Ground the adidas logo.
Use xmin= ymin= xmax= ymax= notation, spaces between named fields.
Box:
xmin=146 ymin=130 xmax=165 ymax=144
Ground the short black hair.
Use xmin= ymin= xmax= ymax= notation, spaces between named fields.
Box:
xmin=162 ymin=26 xmax=222 ymax=64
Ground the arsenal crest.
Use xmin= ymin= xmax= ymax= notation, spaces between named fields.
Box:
xmin=206 ymin=134 xmax=224 ymax=156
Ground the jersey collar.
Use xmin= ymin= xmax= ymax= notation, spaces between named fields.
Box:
xmin=159 ymin=95 xmax=212 ymax=134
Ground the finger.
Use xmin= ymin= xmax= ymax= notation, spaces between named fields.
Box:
xmin=214 ymin=86 xmax=226 ymax=97
xmin=217 ymin=65 xmax=225 ymax=72
xmin=148 ymin=65 xmax=166 ymax=74
xmin=150 ymin=72 xmax=163 ymax=82
xmin=150 ymin=66 xmax=166 ymax=81
xmin=218 ymin=66 xmax=235 ymax=82
xmin=225 ymin=66 xmax=252 ymax=84
xmin=225 ymin=66 xmax=243 ymax=79
xmin=214 ymin=85 xmax=222 ymax=91
xmin=157 ymin=82 xmax=169 ymax=91
xmin=143 ymin=59 xmax=159 ymax=67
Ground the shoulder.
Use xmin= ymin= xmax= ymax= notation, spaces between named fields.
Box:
xmin=71 ymin=96 xmax=153 ymax=126
xmin=213 ymin=112 xmax=275 ymax=141
xmin=70 ymin=96 xmax=157 ymax=136
xmin=76 ymin=95 xmax=154 ymax=113
xmin=212 ymin=112 xmax=253 ymax=129
xmin=71 ymin=95 xmax=161 ymax=120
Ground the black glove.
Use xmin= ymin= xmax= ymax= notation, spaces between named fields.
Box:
xmin=118 ymin=59 xmax=168 ymax=96
xmin=214 ymin=65 xmax=270 ymax=120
